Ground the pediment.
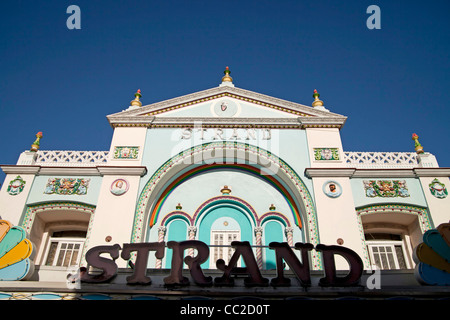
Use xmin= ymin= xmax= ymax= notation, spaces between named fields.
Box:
xmin=107 ymin=85 xmax=347 ymax=129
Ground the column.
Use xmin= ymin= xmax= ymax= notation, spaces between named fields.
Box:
xmin=254 ymin=227 xmax=263 ymax=269
xmin=285 ymin=227 xmax=294 ymax=247
xmin=155 ymin=226 xmax=166 ymax=269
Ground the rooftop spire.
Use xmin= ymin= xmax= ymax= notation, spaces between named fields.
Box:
xmin=412 ymin=133 xmax=424 ymax=154
xmin=30 ymin=132 xmax=43 ymax=152
xmin=312 ymin=89 xmax=324 ymax=107
xmin=130 ymin=89 xmax=142 ymax=107
xmin=220 ymin=66 xmax=234 ymax=87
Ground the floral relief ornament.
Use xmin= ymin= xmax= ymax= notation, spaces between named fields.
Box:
xmin=44 ymin=178 xmax=90 ymax=195
xmin=363 ymin=180 xmax=410 ymax=198
xmin=7 ymin=176 xmax=26 ymax=196
xmin=429 ymin=178 xmax=448 ymax=199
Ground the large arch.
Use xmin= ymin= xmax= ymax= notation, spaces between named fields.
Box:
xmin=132 ymin=141 xmax=321 ymax=269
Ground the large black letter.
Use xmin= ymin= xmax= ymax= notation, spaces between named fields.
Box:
xmin=81 ymin=244 xmax=121 ymax=283
xmin=121 ymin=242 xmax=165 ymax=284
xmin=164 ymin=240 xmax=212 ymax=286
xmin=316 ymin=244 xmax=363 ymax=286
xmin=269 ymin=242 xmax=314 ymax=287
xmin=214 ymin=241 xmax=269 ymax=287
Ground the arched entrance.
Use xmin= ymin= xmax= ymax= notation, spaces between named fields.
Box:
xmin=133 ymin=142 xmax=321 ymax=269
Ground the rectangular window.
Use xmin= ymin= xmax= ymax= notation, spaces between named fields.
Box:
xmin=366 ymin=241 xmax=408 ymax=270
xmin=210 ymin=230 xmax=240 ymax=269
xmin=45 ymin=238 xmax=85 ymax=267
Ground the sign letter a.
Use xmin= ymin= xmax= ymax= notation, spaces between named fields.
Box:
xmin=366 ymin=5 xmax=381 ymax=30
xmin=66 ymin=5 xmax=81 ymax=30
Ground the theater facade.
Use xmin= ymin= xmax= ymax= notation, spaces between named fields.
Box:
xmin=0 ymin=68 xmax=449 ymax=300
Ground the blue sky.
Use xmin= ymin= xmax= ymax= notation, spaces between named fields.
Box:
xmin=1 ymin=0 xmax=449 ymax=184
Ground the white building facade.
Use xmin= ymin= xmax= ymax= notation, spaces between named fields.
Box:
xmin=0 ymin=68 xmax=448 ymax=300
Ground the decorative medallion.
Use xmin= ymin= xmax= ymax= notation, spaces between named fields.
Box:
xmin=363 ymin=180 xmax=410 ymax=198
xmin=110 ymin=178 xmax=129 ymax=196
xmin=313 ymin=148 xmax=340 ymax=161
xmin=113 ymin=146 xmax=139 ymax=159
xmin=0 ymin=220 xmax=35 ymax=281
xmin=429 ymin=178 xmax=448 ymax=199
xmin=323 ymin=181 xmax=342 ymax=198
xmin=7 ymin=176 xmax=26 ymax=196
xmin=44 ymin=178 xmax=90 ymax=195
xmin=212 ymin=99 xmax=239 ymax=117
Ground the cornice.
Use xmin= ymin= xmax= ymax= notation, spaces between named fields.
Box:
xmin=1 ymin=165 xmax=147 ymax=177
xmin=96 ymin=166 xmax=147 ymax=176
xmin=305 ymin=167 xmax=450 ymax=178
xmin=304 ymin=168 xmax=356 ymax=178
xmin=108 ymin=116 xmax=347 ymax=129
xmin=0 ymin=165 xmax=41 ymax=175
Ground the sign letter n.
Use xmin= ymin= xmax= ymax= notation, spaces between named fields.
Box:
xmin=67 ymin=5 xmax=81 ymax=30
xmin=366 ymin=5 xmax=381 ymax=30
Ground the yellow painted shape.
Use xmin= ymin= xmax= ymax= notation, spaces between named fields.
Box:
xmin=415 ymin=242 xmax=450 ymax=273
xmin=0 ymin=220 xmax=12 ymax=242
xmin=0 ymin=239 xmax=33 ymax=270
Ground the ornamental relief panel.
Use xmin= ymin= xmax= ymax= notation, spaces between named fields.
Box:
xmin=363 ymin=180 xmax=410 ymax=198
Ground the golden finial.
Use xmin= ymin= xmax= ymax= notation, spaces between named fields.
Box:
xmin=412 ymin=133 xmax=424 ymax=154
xmin=30 ymin=132 xmax=43 ymax=152
xmin=221 ymin=185 xmax=232 ymax=195
xmin=312 ymin=89 xmax=324 ymax=107
xmin=130 ymin=89 xmax=142 ymax=107
xmin=221 ymin=66 xmax=233 ymax=83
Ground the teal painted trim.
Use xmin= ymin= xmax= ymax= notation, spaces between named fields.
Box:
xmin=165 ymin=219 xmax=188 ymax=268
xmin=197 ymin=205 xmax=253 ymax=268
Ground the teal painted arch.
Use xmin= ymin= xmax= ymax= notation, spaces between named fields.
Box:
xmin=161 ymin=211 xmax=193 ymax=227
xmin=259 ymin=212 xmax=291 ymax=227
xmin=193 ymin=196 xmax=258 ymax=227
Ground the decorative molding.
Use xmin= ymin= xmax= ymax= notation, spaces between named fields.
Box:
xmin=304 ymin=168 xmax=355 ymax=178
xmin=35 ymin=150 xmax=109 ymax=167
xmin=44 ymin=178 xmax=90 ymax=196
xmin=1 ymin=165 xmax=147 ymax=177
xmin=428 ymin=178 xmax=448 ymax=199
xmin=110 ymin=179 xmax=129 ymax=196
xmin=322 ymin=180 xmax=342 ymax=198
xmin=38 ymin=167 xmax=100 ymax=176
xmin=1 ymin=166 xmax=41 ymax=175
xmin=313 ymin=148 xmax=340 ymax=161
xmin=106 ymin=85 xmax=348 ymax=129
xmin=113 ymin=146 xmax=139 ymax=160
xmin=108 ymin=85 xmax=346 ymax=118
xmin=97 ymin=166 xmax=147 ymax=176
xmin=7 ymin=176 xmax=26 ymax=196
xmin=363 ymin=180 xmax=410 ymax=198
xmin=344 ymin=151 xmax=418 ymax=169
